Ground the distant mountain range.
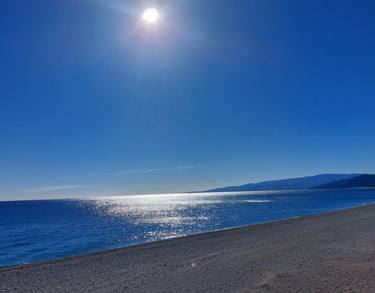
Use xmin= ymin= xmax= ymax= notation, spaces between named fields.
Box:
xmin=206 ymin=173 xmax=375 ymax=192
xmin=313 ymin=174 xmax=375 ymax=189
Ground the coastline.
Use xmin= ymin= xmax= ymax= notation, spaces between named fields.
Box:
xmin=2 ymin=204 xmax=375 ymax=292
xmin=0 ymin=201 xmax=369 ymax=270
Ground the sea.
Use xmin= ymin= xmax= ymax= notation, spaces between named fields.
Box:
xmin=1 ymin=188 xmax=375 ymax=268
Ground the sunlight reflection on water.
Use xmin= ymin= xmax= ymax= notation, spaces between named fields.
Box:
xmin=90 ymin=192 xmax=273 ymax=240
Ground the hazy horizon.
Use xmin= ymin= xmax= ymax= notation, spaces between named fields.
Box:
xmin=0 ymin=172 xmax=372 ymax=201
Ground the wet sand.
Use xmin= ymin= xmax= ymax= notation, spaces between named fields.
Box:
xmin=1 ymin=204 xmax=375 ymax=292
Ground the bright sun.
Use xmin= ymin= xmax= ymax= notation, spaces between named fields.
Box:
xmin=142 ymin=8 xmax=159 ymax=24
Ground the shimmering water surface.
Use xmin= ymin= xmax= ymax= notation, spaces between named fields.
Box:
xmin=1 ymin=188 xmax=375 ymax=267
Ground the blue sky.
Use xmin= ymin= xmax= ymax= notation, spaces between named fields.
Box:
xmin=1 ymin=0 xmax=374 ymax=200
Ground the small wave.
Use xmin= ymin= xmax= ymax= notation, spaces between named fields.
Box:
xmin=242 ymin=200 xmax=272 ymax=203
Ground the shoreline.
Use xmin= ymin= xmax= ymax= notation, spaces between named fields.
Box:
xmin=2 ymin=204 xmax=375 ymax=292
xmin=1 ymin=202 xmax=370 ymax=271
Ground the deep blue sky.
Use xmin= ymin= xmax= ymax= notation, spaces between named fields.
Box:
xmin=1 ymin=0 xmax=374 ymax=200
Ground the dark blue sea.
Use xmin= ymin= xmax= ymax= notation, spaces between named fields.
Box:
xmin=1 ymin=188 xmax=375 ymax=268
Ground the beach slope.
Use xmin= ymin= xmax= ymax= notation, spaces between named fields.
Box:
xmin=2 ymin=205 xmax=375 ymax=292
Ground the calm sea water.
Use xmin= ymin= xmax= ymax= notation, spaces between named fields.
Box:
xmin=1 ymin=188 xmax=375 ymax=268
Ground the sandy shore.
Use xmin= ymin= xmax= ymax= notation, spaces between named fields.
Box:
xmin=2 ymin=205 xmax=375 ymax=292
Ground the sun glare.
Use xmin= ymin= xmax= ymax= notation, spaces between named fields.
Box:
xmin=142 ymin=8 xmax=159 ymax=24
